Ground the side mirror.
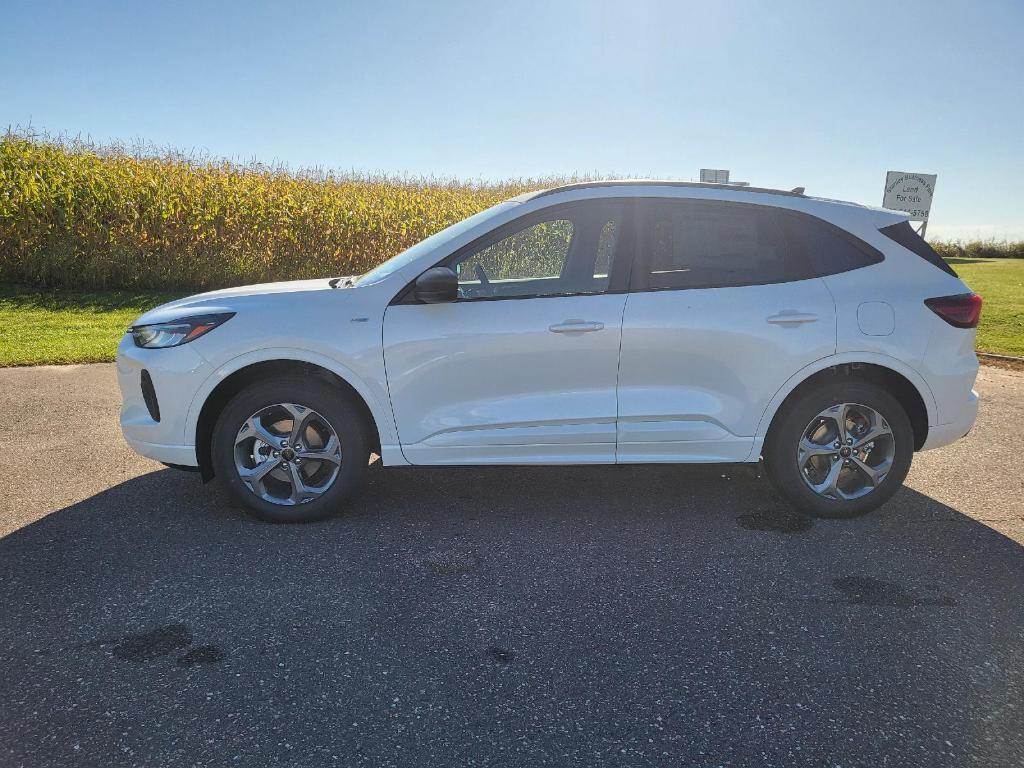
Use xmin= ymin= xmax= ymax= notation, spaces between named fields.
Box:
xmin=414 ymin=266 xmax=458 ymax=304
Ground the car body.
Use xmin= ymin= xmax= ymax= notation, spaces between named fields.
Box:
xmin=116 ymin=180 xmax=981 ymax=521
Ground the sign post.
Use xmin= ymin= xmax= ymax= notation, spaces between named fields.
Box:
xmin=882 ymin=171 xmax=937 ymax=238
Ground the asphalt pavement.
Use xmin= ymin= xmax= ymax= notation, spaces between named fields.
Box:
xmin=1 ymin=363 xmax=1022 ymax=767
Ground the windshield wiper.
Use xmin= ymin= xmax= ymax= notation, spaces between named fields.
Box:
xmin=329 ymin=276 xmax=358 ymax=289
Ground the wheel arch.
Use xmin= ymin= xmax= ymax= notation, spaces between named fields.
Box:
xmin=754 ymin=354 xmax=936 ymax=456
xmin=188 ymin=350 xmax=392 ymax=481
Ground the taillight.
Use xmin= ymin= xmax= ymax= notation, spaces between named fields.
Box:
xmin=924 ymin=293 xmax=982 ymax=328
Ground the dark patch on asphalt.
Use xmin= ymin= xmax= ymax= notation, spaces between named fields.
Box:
xmin=424 ymin=549 xmax=479 ymax=576
xmin=832 ymin=576 xmax=956 ymax=607
xmin=176 ymin=645 xmax=226 ymax=666
xmin=736 ymin=508 xmax=813 ymax=533
xmin=110 ymin=624 xmax=192 ymax=662
xmin=486 ymin=645 xmax=514 ymax=664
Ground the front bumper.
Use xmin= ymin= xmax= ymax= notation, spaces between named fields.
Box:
xmin=116 ymin=333 xmax=212 ymax=467
xmin=123 ymin=436 xmax=199 ymax=466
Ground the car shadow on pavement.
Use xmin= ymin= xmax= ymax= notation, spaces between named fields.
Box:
xmin=1 ymin=463 xmax=1022 ymax=767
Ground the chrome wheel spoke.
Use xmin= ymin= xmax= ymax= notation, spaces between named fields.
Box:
xmin=833 ymin=404 xmax=851 ymax=444
xmin=853 ymin=410 xmax=892 ymax=448
xmin=798 ymin=437 xmax=835 ymax=459
xmin=298 ymin=434 xmax=341 ymax=465
xmin=282 ymin=403 xmax=314 ymax=448
xmin=286 ymin=462 xmax=316 ymax=503
xmin=851 ymin=455 xmax=891 ymax=487
xmin=236 ymin=415 xmax=281 ymax=448
xmin=811 ymin=458 xmax=845 ymax=499
xmin=238 ymin=458 xmax=281 ymax=496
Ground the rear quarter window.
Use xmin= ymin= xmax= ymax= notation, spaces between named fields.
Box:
xmin=783 ymin=214 xmax=885 ymax=277
xmin=878 ymin=221 xmax=957 ymax=276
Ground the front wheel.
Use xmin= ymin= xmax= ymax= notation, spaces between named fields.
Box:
xmin=211 ymin=377 xmax=370 ymax=523
xmin=763 ymin=379 xmax=914 ymax=518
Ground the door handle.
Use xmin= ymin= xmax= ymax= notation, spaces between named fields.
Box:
xmin=766 ymin=311 xmax=818 ymax=326
xmin=548 ymin=319 xmax=605 ymax=334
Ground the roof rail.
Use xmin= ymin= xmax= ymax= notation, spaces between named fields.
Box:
xmin=531 ymin=179 xmax=807 ymax=199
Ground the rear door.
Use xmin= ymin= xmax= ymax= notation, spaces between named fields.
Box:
xmin=383 ymin=200 xmax=631 ymax=465
xmin=616 ymin=198 xmax=838 ymax=462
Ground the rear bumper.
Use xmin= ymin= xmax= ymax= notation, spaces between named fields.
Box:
xmin=921 ymin=388 xmax=978 ymax=451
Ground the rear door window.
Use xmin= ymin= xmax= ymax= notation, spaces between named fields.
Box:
xmin=632 ymin=199 xmax=885 ymax=291
xmin=632 ymin=200 xmax=815 ymax=290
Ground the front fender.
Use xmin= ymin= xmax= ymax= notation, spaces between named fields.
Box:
xmin=183 ymin=346 xmax=399 ymax=450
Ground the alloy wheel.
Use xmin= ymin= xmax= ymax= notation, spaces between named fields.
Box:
xmin=796 ymin=402 xmax=895 ymax=501
xmin=233 ymin=402 xmax=342 ymax=505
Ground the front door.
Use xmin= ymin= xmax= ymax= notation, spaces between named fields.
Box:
xmin=383 ymin=200 xmax=630 ymax=465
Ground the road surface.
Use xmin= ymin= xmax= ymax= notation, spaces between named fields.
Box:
xmin=1 ymin=363 xmax=1022 ymax=767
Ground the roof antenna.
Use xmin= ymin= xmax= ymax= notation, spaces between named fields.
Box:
xmin=791 ymin=186 xmax=806 ymax=195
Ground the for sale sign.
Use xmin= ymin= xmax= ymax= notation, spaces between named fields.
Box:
xmin=883 ymin=171 xmax=937 ymax=221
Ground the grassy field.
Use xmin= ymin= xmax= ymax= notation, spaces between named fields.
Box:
xmin=948 ymin=257 xmax=1024 ymax=357
xmin=0 ymin=286 xmax=174 ymax=366
xmin=0 ymin=257 xmax=1020 ymax=366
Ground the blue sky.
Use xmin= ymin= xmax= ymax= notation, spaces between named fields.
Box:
xmin=2 ymin=0 xmax=1022 ymax=239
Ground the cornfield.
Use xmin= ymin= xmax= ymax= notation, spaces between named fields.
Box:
xmin=2 ymin=131 xmax=1022 ymax=293
xmin=0 ymin=132 xmax=566 ymax=291
xmin=930 ymin=240 xmax=1024 ymax=260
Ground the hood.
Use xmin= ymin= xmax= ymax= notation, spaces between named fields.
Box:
xmin=131 ymin=277 xmax=353 ymax=326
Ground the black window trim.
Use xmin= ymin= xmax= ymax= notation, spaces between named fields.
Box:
xmin=391 ymin=199 xmax=636 ymax=305
xmin=628 ymin=197 xmax=885 ymax=294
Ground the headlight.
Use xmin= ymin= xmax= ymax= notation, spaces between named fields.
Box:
xmin=130 ymin=313 xmax=235 ymax=349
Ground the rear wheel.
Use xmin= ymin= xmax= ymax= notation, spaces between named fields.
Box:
xmin=212 ymin=377 xmax=370 ymax=523
xmin=763 ymin=379 xmax=913 ymax=518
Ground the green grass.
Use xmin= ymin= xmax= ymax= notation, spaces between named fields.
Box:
xmin=0 ymin=258 xmax=1021 ymax=366
xmin=946 ymin=257 xmax=1024 ymax=357
xmin=0 ymin=286 xmax=177 ymax=366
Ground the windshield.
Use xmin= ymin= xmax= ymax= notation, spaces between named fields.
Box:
xmin=355 ymin=201 xmax=520 ymax=285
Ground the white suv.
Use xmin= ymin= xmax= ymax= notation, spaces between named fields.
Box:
xmin=117 ymin=181 xmax=981 ymax=522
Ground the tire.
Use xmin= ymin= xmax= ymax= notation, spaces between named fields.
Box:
xmin=763 ymin=378 xmax=913 ymax=519
xmin=211 ymin=376 xmax=370 ymax=523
